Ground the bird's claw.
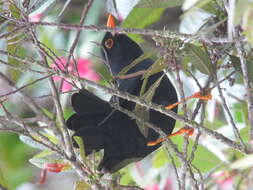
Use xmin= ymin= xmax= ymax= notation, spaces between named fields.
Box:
xmin=147 ymin=126 xmax=194 ymax=147
xmin=165 ymin=91 xmax=212 ymax=110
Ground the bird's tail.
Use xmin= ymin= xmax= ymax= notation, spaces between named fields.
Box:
xmin=72 ymin=122 xmax=105 ymax=155
xmin=66 ymin=89 xmax=112 ymax=155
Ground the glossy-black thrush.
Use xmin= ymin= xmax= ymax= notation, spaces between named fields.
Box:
xmin=66 ymin=15 xmax=178 ymax=173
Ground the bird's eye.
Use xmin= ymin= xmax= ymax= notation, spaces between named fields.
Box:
xmin=105 ymin=38 xmax=114 ymax=49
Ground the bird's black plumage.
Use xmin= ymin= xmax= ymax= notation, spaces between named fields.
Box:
xmin=66 ymin=32 xmax=178 ymax=172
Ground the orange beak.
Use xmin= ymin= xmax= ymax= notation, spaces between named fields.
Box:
xmin=107 ymin=14 xmax=116 ymax=28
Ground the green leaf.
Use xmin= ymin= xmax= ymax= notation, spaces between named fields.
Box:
xmin=196 ymin=19 xmax=227 ymax=36
xmin=133 ymin=63 xmax=166 ymax=137
xmin=174 ymin=135 xmax=221 ymax=172
xmin=232 ymin=102 xmax=246 ymax=123
xmin=33 ymin=149 xmax=55 ymax=159
xmin=229 ymin=55 xmax=242 ymax=71
xmin=134 ymin=75 xmax=163 ymax=137
xmin=202 ymin=0 xmax=222 ymax=16
xmin=73 ymin=136 xmax=86 ymax=163
xmin=230 ymin=154 xmax=253 ymax=170
xmin=64 ymin=107 xmax=75 ymax=120
xmin=42 ymin=132 xmax=59 ymax=145
xmin=29 ymin=152 xmax=72 ymax=171
xmin=27 ymin=0 xmax=56 ymax=14
xmin=229 ymin=54 xmax=253 ymax=82
xmin=29 ymin=156 xmax=62 ymax=169
xmin=136 ymin=0 xmax=183 ymax=8
xmin=234 ymin=0 xmax=250 ymax=25
xmin=19 ymin=135 xmax=47 ymax=150
xmin=0 ymin=133 xmax=34 ymax=189
xmin=9 ymin=3 xmax=21 ymax=19
xmin=119 ymin=170 xmax=134 ymax=185
xmin=239 ymin=125 xmax=250 ymax=144
xmin=7 ymin=3 xmax=23 ymax=80
xmin=182 ymin=0 xmax=213 ymax=16
xmin=183 ymin=44 xmax=212 ymax=75
xmin=122 ymin=8 xmax=164 ymax=42
xmin=152 ymin=135 xmax=221 ymax=172
xmin=0 ymin=167 xmax=8 ymax=190
xmin=123 ymin=8 xmax=164 ymax=28
xmin=152 ymin=147 xmax=170 ymax=168
xmin=74 ymin=180 xmax=90 ymax=190
xmin=190 ymin=143 xmax=221 ymax=172
xmin=242 ymin=4 xmax=253 ymax=45
xmin=19 ymin=132 xmax=58 ymax=150
xmin=30 ymin=153 xmax=72 ymax=171
xmin=134 ymin=105 xmax=150 ymax=138
xmin=142 ymin=58 xmax=167 ymax=79
xmin=42 ymin=108 xmax=54 ymax=119
xmin=118 ymin=52 xmax=153 ymax=76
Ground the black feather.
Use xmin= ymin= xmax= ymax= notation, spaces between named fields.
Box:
xmin=66 ymin=33 xmax=178 ymax=173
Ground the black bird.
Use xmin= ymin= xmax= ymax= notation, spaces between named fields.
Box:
xmin=66 ymin=15 xmax=178 ymax=173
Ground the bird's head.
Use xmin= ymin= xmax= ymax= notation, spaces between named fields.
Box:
xmin=101 ymin=14 xmax=144 ymax=75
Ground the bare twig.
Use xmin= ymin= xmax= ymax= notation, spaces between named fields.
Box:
xmin=114 ymin=185 xmax=144 ymax=190
xmin=0 ymin=25 xmax=26 ymax=39
xmin=60 ymin=0 xmax=95 ymax=92
xmin=175 ymin=69 xmax=188 ymax=189
xmin=52 ymin=68 xmax=250 ymax=154
xmin=0 ymin=74 xmax=53 ymax=98
xmin=48 ymin=77 xmax=75 ymax=159
xmin=215 ymin=73 xmax=246 ymax=147
xmin=1 ymin=103 xmax=63 ymax=155
xmin=0 ymin=58 xmax=46 ymax=74
xmin=167 ymin=151 xmax=181 ymax=189
xmin=1 ymin=14 xmax=245 ymax=44
xmin=0 ymin=72 xmax=53 ymax=125
xmin=28 ymin=25 xmax=76 ymax=160
xmin=235 ymin=34 xmax=253 ymax=149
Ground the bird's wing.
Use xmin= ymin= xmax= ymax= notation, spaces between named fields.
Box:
xmin=71 ymin=88 xmax=112 ymax=115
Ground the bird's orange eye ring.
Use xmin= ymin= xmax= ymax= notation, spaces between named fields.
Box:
xmin=105 ymin=38 xmax=114 ymax=49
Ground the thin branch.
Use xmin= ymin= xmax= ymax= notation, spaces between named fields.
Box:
xmin=31 ymin=89 xmax=78 ymax=99
xmin=52 ymin=68 xmax=250 ymax=154
xmin=167 ymin=151 xmax=181 ymax=190
xmin=189 ymin=102 xmax=204 ymax=163
xmin=215 ymin=74 xmax=246 ymax=147
xmin=0 ymin=72 xmax=53 ymax=125
xmin=67 ymin=0 xmax=94 ymax=61
xmin=0 ymin=74 xmax=53 ymax=99
xmin=61 ymin=0 xmax=95 ymax=92
xmin=1 ymin=14 xmax=245 ymax=44
xmin=28 ymin=25 xmax=76 ymax=160
xmin=0 ymin=58 xmax=46 ymax=74
xmin=1 ymin=103 xmax=63 ymax=155
xmin=114 ymin=185 xmax=144 ymax=190
xmin=1 ymin=3 xmax=252 ymax=188
xmin=0 ymin=25 xmax=26 ymax=39
xmin=175 ymin=69 xmax=189 ymax=189
xmin=115 ymin=70 xmax=146 ymax=80
xmin=0 ymin=125 xmax=25 ymax=134
xmin=48 ymin=77 xmax=75 ymax=158
xmin=235 ymin=33 xmax=253 ymax=149
xmin=0 ymin=50 xmax=39 ymax=65
xmin=111 ymin=101 xmax=208 ymax=190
